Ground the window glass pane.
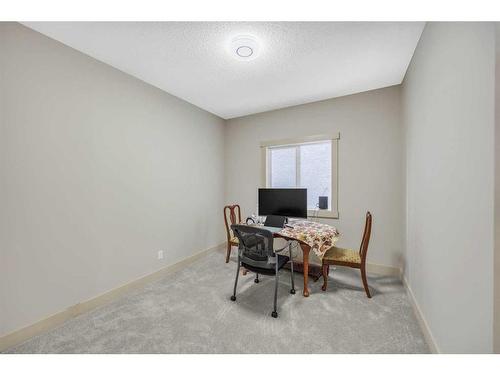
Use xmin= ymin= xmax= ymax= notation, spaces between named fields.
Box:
xmin=270 ymin=147 xmax=296 ymax=188
xmin=299 ymin=142 xmax=331 ymax=209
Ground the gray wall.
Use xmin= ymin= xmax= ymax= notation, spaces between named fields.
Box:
xmin=225 ymin=86 xmax=405 ymax=268
xmin=402 ymin=22 xmax=495 ymax=353
xmin=0 ymin=23 xmax=225 ymax=336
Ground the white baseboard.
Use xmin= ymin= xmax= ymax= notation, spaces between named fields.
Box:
xmin=0 ymin=242 xmax=225 ymax=352
xmin=402 ymin=277 xmax=440 ymax=353
xmin=1 ymin=246 xmax=421 ymax=353
xmin=366 ymin=262 xmax=401 ymax=278
xmin=365 ymin=264 xmax=439 ymax=353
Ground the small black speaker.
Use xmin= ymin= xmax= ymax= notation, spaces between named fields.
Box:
xmin=318 ymin=196 xmax=328 ymax=210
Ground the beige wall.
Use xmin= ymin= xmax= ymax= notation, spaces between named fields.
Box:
xmin=225 ymin=86 xmax=404 ymax=268
xmin=0 ymin=23 xmax=226 ymax=336
xmin=403 ymin=22 xmax=495 ymax=353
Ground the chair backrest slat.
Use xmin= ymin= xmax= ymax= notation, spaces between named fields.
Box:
xmin=359 ymin=212 xmax=372 ymax=263
xmin=224 ymin=204 xmax=241 ymax=241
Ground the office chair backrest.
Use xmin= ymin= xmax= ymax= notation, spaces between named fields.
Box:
xmin=224 ymin=204 xmax=241 ymax=241
xmin=264 ymin=215 xmax=286 ymax=228
xmin=231 ymin=225 xmax=275 ymax=266
xmin=359 ymin=211 xmax=372 ymax=263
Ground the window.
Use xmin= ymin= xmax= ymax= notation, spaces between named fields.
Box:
xmin=268 ymin=142 xmax=331 ymax=209
xmin=261 ymin=134 xmax=339 ymax=218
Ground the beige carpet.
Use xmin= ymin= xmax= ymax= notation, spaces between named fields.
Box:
xmin=5 ymin=248 xmax=429 ymax=353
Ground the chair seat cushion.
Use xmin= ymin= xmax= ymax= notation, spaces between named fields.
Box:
xmin=323 ymin=246 xmax=361 ymax=264
xmin=242 ymin=255 xmax=290 ymax=276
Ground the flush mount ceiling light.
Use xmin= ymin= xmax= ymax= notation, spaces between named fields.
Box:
xmin=229 ymin=35 xmax=260 ymax=61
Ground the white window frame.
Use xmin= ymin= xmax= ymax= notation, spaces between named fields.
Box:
xmin=260 ymin=133 xmax=339 ymax=219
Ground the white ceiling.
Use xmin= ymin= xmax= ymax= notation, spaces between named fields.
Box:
xmin=23 ymin=22 xmax=425 ymax=119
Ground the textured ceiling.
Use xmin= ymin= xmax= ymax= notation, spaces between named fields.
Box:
xmin=23 ymin=22 xmax=425 ymax=119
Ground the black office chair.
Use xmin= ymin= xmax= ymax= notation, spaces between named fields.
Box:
xmin=230 ymin=224 xmax=295 ymax=318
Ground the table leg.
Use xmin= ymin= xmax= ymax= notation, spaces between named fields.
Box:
xmin=300 ymin=243 xmax=310 ymax=297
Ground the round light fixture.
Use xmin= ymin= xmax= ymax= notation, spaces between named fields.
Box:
xmin=236 ymin=45 xmax=253 ymax=58
xmin=230 ymin=35 xmax=260 ymax=61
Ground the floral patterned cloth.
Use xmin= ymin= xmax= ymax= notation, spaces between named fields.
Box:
xmin=278 ymin=220 xmax=340 ymax=259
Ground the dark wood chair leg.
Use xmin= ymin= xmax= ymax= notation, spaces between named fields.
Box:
xmin=321 ymin=263 xmax=329 ymax=291
xmin=225 ymin=242 xmax=231 ymax=263
xmin=360 ymin=265 xmax=371 ymax=298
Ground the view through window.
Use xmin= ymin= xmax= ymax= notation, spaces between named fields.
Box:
xmin=268 ymin=140 xmax=332 ymax=210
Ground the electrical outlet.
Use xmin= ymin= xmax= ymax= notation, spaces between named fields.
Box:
xmin=157 ymin=250 xmax=164 ymax=260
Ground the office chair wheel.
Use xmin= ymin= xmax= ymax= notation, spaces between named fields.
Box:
xmin=271 ymin=311 xmax=278 ymax=318
xmin=290 ymin=289 xmax=296 ymax=294
xmin=230 ymin=295 xmax=236 ymax=301
xmin=254 ymin=278 xmax=259 ymax=284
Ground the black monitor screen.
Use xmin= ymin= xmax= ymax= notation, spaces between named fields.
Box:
xmin=258 ymin=188 xmax=307 ymax=219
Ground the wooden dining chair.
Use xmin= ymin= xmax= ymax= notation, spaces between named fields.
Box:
xmin=223 ymin=204 xmax=242 ymax=263
xmin=321 ymin=211 xmax=373 ymax=298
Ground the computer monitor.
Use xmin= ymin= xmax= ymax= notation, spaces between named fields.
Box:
xmin=258 ymin=188 xmax=307 ymax=219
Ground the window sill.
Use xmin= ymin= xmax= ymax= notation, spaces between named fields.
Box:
xmin=307 ymin=209 xmax=339 ymax=220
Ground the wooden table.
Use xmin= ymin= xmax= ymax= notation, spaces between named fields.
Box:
xmin=256 ymin=220 xmax=340 ymax=297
